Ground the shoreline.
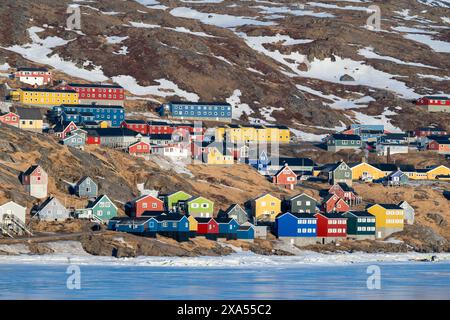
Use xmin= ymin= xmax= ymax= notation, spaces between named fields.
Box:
xmin=1 ymin=250 xmax=450 ymax=268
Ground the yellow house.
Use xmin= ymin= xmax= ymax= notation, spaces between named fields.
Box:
xmin=215 ymin=124 xmax=290 ymax=144
xmin=251 ymin=193 xmax=281 ymax=222
xmin=350 ymin=162 xmax=384 ymax=181
xmin=99 ymin=121 xmax=108 ymax=128
xmin=206 ymin=148 xmax=234 ymax=165
xmin=187 ymin=215 xmax=198 ymax=235
xmin=426 ymin=165 xmax=450 ymax=180
xmin=367 ymin=204 xmax=404 ymax=239
xmin=15 ymin=107 xmax=43 ymax=133
xmin=11 ymin=88 xmax=79 ymax=106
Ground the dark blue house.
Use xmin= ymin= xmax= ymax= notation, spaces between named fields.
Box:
xmin=52 ymin=104 xmax=125 ymax=127
xmin=160 ymin=101 xmax=232 ymax=122
xmin=275 ymin=212 xmax=317 ymax=238
xmin=107 ymin=216 xmax=158 ymax=236
xmin=237 ymin=225 xmax=255 ymax=241
xmin=215 ymin=217 xmax=239 ymax=240
xmin=156 ymin=213 xmax=190 ymax=242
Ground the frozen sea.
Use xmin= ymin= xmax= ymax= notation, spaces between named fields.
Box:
xmin=0 ymin=252 xmax=450 ymax=299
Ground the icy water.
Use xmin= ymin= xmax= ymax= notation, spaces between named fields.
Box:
xmin=0 ymin=262 xmax=449 ymax=299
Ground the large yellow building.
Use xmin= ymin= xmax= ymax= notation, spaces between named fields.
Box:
xmin=350 ymin=162 xmax=384 ymax=181
xmin=251 ymin=193 xmax=281 ymax=222
xmin=206 ymin=148 xmax=234 ymax=165
xmin=215 ymin=124 xmax=290 ymax=144
xmin=11 ymin=88 xmax=79 ymax=106
xmin=367 ymin=204 xmax=404 ymax=239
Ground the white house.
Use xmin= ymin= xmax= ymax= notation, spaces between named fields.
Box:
xmin=399 ymin=201 xmax=415 ymax=225
xmin=151 ymin=144 xmax=189 ymax=158
xmin=0 ymin=201 xmax=26 ymax=224
xmin=376 ymin=144 xmax=409 ymax=156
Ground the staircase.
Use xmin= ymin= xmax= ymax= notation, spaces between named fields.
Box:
xmin=0 ymin=225 xmax=14 ymax=238
xmin=2 ymin=214 xmax=33 ymax=237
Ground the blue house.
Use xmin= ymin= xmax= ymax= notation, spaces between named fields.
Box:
xmin=62 ymin=132 xmax=86 ymax=148
xmin=74 ymin=176 xmax=98 ymax=198
xmin=237 ymin=225 xmax=255 ymax=241
xmin=350 ymin=124 xmax=385 ymax=142
xmin=52 ymin=104 xmax=125 ymax=127
xmin=160 ymin=101 xmax=232 ymax=122
xmin=275 ymin=212 xmax=317 ymax=238
xmin=108 ymin=216 xmax=159 ymax=236
xmin=156 ymin=213 xmax=190 ymax=242
xmin=215 ymin=217 xmax=239 ymax=240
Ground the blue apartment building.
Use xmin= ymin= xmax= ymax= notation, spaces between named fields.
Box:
xmin=53 ymin=104 xmax=125 ymax=127
xmin=159 ymin=101 xmax=232 ymax=122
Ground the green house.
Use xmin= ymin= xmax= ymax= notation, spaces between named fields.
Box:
xmin=87 ymin=194 xmax=118 ymax=222
xmin=329 ymin=161 xmax=353 ymax=186
xmin=343 ymin=211 xmax=376 ymax=239
xmin=327 ymin=134 xmax=362 ymax=152
xmin=184 ymin=196 xmax=214 ymax=218
xmin=164 ymin=190 xmax=192 ymax=211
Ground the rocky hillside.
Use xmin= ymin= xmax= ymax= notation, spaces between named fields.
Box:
xmin=0 ymin=0 xmax=449 ymax=138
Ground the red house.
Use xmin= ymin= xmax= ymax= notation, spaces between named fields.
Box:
xmin=0 ymin=112 xmax=20 ymax=128
xmin=272 ymin=164 xmax=297 ymax=190
xmin=14 ymin=67 xmax=52 ymax=86
xmin=195 ymin=217 xmax=219 ymax=236
xmin=321 ymin=194 xmax=350 ymax=213
xmin=62 ymin=83 xmax=125 ymax=105
xmin=121 ymin=120 xmax=149 ymax=135
xmin=125 ymin=194 xmax=164 ymax=218
xmin=54 ymin=121 xmax=78 ymax=139
xmin=127 ymin=141 xmax=151 ymax=156
xmin=416 ymin=96 xmax=450 ymax=109
xmin=148 ymin=121 xmax=174 ymax=135
xmin=328 ymin=183 xmax=362 ymax=205
xmin=86 ymin=131 xmax=101 ymax=145
xmin=428 ymin=139 xmax=450 ymax=154
xmin=315 ymin=213 xmax=347 ymax=238
xmin=413 ymin=127 xmax=447 ymax=138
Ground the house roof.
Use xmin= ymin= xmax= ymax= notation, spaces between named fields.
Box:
xmin=331 ymin=134 xmax=361 ymax=141
xmin=224 ymin=204 xmax=245 ymax=214
xmin=128 ymin=194 xmax=161 ymax=205
xmin=369 ymin=203 xmax=402 ymax=210
xmin=273 ymin=165 xmax=296 ymax=177
xmin=382 ymin=133 xmax=408 ymax=139
xmin=194 ymin=217 xmax=215 ymax=223
xmin=289 ymin=193 xmax=316 ymax=202
xmin=344 ymin=211 xmax=374 ymax=218
xmin=322 ymin=194 xmax=339 ymax=203
xmin=19 ymin=88 xmax=76 ymax=93
xmin=276 ymin=212 xmax=316 ymax=219
xmin=68 ymin=83 xmax=123 ymax=89
xmin=114 ymin=216 xmax=157 ymax=224
xmin=169 ymin=101 xmax=231 ymax=107
xmin=214 ymin=217 xmax=235 ymax=224
xmin=371 ymin=163 xmax=398 ymax=172
xmin=417 ymin=126 xmax=445 ymax=132
xmin=272 ymin=157 xmax=315 ymax=167
xmin=335 ymin=183 xmax=355 ymax=192
xmin=17 ymin=67 xmax=49 ymax=72
xmin=60 ymin=104 xmax=124 ymax=110
xmin=315 ymin=212 xmax=346 ymax=219
xmin=123 ymin=119 xmax=147 ymax=124
xmin=76 ymin=176 xmax=95 ymax=186
xmin=149 ymin=134 xmax=173 ymax=140
xmin=238 ymin=225 xmax=253 ymax=231
xmin=15 ymin=107 xmax=42 ymax=120
xmin=423 ymin=96 xmax=450 ymax=100
xmin=87 ymin=195 xmax=116 ymax=209
xmin=53 ymin=121 xmax=76 ymax=133
xmin=35 ymin=197 xmax=63 ymax=211
xmin=141 ymin=211 xmax=166 ymax=217
xmin=23 ymin=165 xmax=42 ymax=176
xmin=89 ymin=128 xmax=140 ymax=137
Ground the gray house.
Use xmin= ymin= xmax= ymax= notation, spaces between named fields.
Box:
xmin=327 ymin=161 xmax=353 ymax=186
xmin=399 ymin=201 xmax=415 ymax=225
xmin=62 ymin=132 xmax=86 ymax=149
xmin=218 ymin=204 xmax=249 ymax=225
xmin=74 ymin=176 xmax=98 ymax=198
xmin=385 ymin=170 xmax=409 ymax=186
xmin=32 ymin=197 xmax=70 ymax=221
xmin=287 ymin=193 xmax=317 ymax=214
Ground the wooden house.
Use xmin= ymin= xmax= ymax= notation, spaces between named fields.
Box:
xmin=156 ymin=213 xmax=190 ymax=242
xmin=367 ymin=204 xmax=404 ymax=239
xmin=86 ymin=195 xmax=118 ymax=222
xmin=399 ymin=201 xmax=415 ymax=225
xmin=350 ymin=162 xmax=384 ymax=182
xmin=14 ymin=67 xmax=52 ymax=86
xmin=321 ymin=194 xmax=349 ymax=213
xmin=328 ymin=183 xmax=362 ymax=205
xmin=195 ymin=217 xmax=219 ymax=240
xmin=182 ymin=196 xmax=214 ymax=218
xmin=15 ymin=107 xmax=43 ymax=133
xmin=120 ymin=119 xmax=149 ymax=135
xmin=74 ymin=176 xmax=98 ymax=198
xmin=428 ymin=139 xmax=450 ymax=155
xmin=127 ymin=141 xmax=151 ymax=157
xmin=215 ymin=217 xmax=239 ymax=240
xmin=108 ymin=216 xmax=159 ymax=237
xmin=236 ymin=225 xmax=255 ymax=241
xmin=275 ymin=212 xmax=317 ymax=238
xmin=161 ymin=191 xmax=192 ymax=212
xmin=62 ymin=132 xmax=86 ymax=149
xmin=21 ymin=165 xmax=48 ymax=199
xmin=251 ymin=194 xmax=281 ymax=222
xmin=326 ymin=161 xmax=353 ymax=186
xmin=31 ymin=197 xmax=70 ymax=221
xmin=218 ymin=204 xmax=249 ymax=225
xmin=0 ymin=201 xmax=27 ymax=234
xmin=0 ymin=112 xmax=20 ymax=128
xmin=125 ymin=194 xmax=164 ymax=218
xmin=272 ymin=164 xmax=297 ymax=190
xmin=53 ymin=121 xmax=78 ymax=139
xmin=326 ymin=134 xmax=362 ymax=152
xmin=285 ymin=193 xmax=317 ymax=214
xmin=315 ymin=213 xmax=347 ymax=239
xmin=385 ymin=170 xmax=409 ymax=186
xmin=343 ymin=211 xmax=376 ymax=240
